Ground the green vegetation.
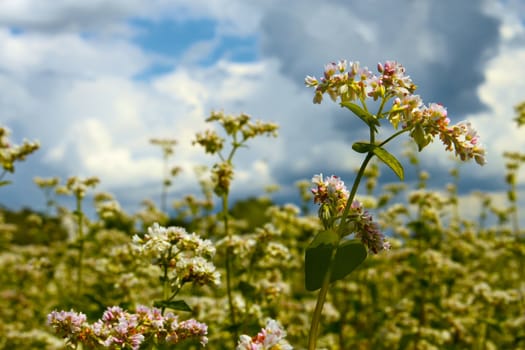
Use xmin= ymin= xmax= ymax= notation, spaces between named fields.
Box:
xmin=0 ymin=61 xmax=524 ymax=350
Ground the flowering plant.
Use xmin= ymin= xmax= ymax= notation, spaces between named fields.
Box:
xmin=47 ymin=305 xmax=208 ymax=349
xmin=0 ymin=58 xmax=500 ymax=350
xmin=304 ymin=59 xmax=486 ymax=349
xmin=132 ymin=223 xmax=220 ymax=312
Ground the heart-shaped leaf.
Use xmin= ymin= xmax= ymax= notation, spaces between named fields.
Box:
xmin=305 ymin=230 xmax=338 ymax=291
xmin=330 ymin=240 xmax=367 ymax=282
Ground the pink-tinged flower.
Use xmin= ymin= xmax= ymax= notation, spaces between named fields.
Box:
xmin=324 ymin=62 xmax=338 ymax=78
xmin=426 ymin=103 xmax=450 ymax=131
xmin=48 ymin=305 xmax=209 ymax=349
xmin=236 ymin=319 xmax=292 ymax=350
xmin=237 ymin=335 xmax=261 ymax=350
xmin=379 ymin=60 xmax=416 ymax=97
xmin=307 ymin=59 xmax=416 ymax=112
xmin=306 ymin=60 xmax=372 ymax=104
xmin=129 ymin=334 xmax=145 ymax=350
xmin=311 ymin=174 xmax=350 ymax=215
xmin=47 ymin=310 xmax=95 ymax=348
xmin=388 ymin=95 xmax=486 ymax=162
xmin=304 ymin=75 xmax=318 ymax=87
xmin=136 ymin=304 xmax=165 ymax=330
xmin=47 ymin=310 xmax=87 ymax=335
xmin=439 ymin=121 xmax=487 ymax=166
xmin=389 ymin=94 xmax=425 ymax=129
xmin=102 ymin=305 xmax=125 ymax=322
xmin=173 ymin=319 xmax=209 ymax=346
xmin=350 ymin=200 xmax=390 ymax=254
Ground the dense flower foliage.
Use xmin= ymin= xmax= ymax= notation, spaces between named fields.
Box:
xmin=0 ymin=62 xmax=522 ymax=350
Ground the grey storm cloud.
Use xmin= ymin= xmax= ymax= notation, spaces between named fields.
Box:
xmin=254 ymin=0 xmax=505 ymax=194
xmin=259 ymin=0 xmax=501 ymax=115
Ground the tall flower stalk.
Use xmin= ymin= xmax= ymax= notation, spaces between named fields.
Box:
xmin=56 ymin=176 xmax=100 ymax=297
xmin=34 ymin=176 xmax=61 ymax=216
xmin=150 ymin=138 xmax=181 ymax=213
xmin=304 ymin=60 xmax=486 ymax=349
xmin=193 ymin=111 xmax=278 ymax=343
xmin=0 ymin=126 xmax=39 ymax=187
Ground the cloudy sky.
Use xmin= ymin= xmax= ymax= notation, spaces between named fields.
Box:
xmin=1 ymin=0 xmax=525 ymax=218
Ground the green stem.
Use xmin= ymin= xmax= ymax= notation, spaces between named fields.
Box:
xmin=378 ymin=128 xmax=409 ymax=148
xmin=221 ymin=140 xmax=246 ymax=343
xmin=161 ymin=249 xmax=173 ymax=315
xmin=308 ymin=151 xmax=375 ymax=350
xmin=308 ymin=99 xmax=408 ymax=349
xmin=510 ymin=179 xmax=520 ymax=236
xmin=222 ymin=192 xmax=238 ymax=342
xmin=161 ymin=152 xmax=168 ymax=213
xmin=75 ymin=196 xmax=84 ymax=297
xmin=307 ymin=258 xmax=335 ymax=350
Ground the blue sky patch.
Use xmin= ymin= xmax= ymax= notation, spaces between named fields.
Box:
xmin=131 ymin=18 xmax=258 ymax=80
xmin=131 ymin=18 xmax=216 ymax=57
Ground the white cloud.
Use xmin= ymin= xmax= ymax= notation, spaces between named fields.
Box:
xmin=0 ymin=29 xmax=151 ymax=78
xmin=463 ymin=30 xmax=525 ymax=183
xmin=69 ymin=118 xmax=162 ymax=186
xmin=0 ymin=0 xmax=145 ymax=34
xmin=1 ymin=0 xmax=525 ymax=214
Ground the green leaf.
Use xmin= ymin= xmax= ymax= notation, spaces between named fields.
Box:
xmin=410 ymin=124 xmax=430 ymax=151
xmin=340 ymin=102 xmax=379 ymax=130
xmin=352 ymin=142 xmax=375 ymax=154
xmin=340 ymin=102 xmax=373 ymax=122
xmin=330 ymin=240 xmax=367 ymax=282
xmin=304 ymin=230 xmax=338 ymax=291
xmin=372 ymin=146 xmax=404 ymax=181
xmin=0 ymin=180 xmax=11 ymax=187
xmin=153 ymin=300 xmax=192 ymax=312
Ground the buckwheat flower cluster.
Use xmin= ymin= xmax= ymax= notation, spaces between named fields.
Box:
xmin=311 ymin=173 xmax=350 ymax=217
xmin=193 ymin=112 xmax=278 ymax=157
xmin=176 ymin=256 xmax=221 ymax=286
xmin=349 ymin=200 xmax=390 ymax=254
xmin=236 ymin=319 xmax=293 ymax=350
xmin=55 ymin=176 xmax=100 ymax=199
xmin=47 ymin=310 xmax=90 ymax=346
xmin=305 ymin=60 xmax=416 ymax=104
xmin=391 ymin=95 xmax=487 ymax=165
xmin=132 ymin=223 xmax=220 ymax=287
xmin=311 ymin=174 xmax=389 ymax=254
xmin=216 ymin=234 xmax=257 ymax=261
xmin=0 ymin=126 xmax=40 ymax=176
xmin=441 ymin=121 xmax=487 ymax=165
xmin=211 ymin=161 xmax=234 ymax=196
xmin=305 ymin=60 xmax=487 ymax=166
xmin=205 ymin=111 xmax=279 ymax=140
xmin=48 ymin=305 xmax=208 ymax=349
